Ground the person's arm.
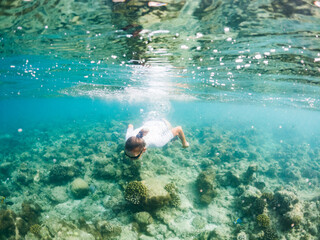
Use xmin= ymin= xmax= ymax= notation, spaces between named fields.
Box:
xmin=126 ymin=124 xmax=134 ymax=140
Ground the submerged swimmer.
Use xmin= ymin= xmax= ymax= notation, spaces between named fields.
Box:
xmin=125 ymin=119 xmax=189 ymax=159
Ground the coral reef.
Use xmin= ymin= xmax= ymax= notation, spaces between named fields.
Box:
xmin=0 ymin=162 xmax=15 ymax=179
xmin=253 ymin=197 xmax=267 ymax=215
xmin=29 ymin=224 xmax=41 ymax=235
xmin=238 ymin=185 xmax=262 ymax=216
xmin=70 ymin=178 xmax=90 ymax=199
xmin=165 ymin=183 xmax=181 ymax=207
xmin=121 ymin=159 xmax=142 ymax=181
xmin=124 ymin=181 xmax=148 ymax=205
xmin=15 ymin=163 xmax=36 ymax=186
xmin=262 ymin=228 xmax=279 ymax=240
xmin=49 ymin=164 xmax=81 ymax=184
xmin=271 ymin=190 xmax=299 ymax=214
xmin=20 ymin=201 xmax=42 ymax=225
xmin=254 ymin=181 xmax=266 ymax=190
xmin=92 ymin=160 xmax=121 ymax=180
xmin=242 ymin=164 xmax=258 ymax=184
xmin=1 ymin=119 xmax=320 ymax=240
xmin=196 ymin=168 xmax=217 ymax=205
xmin=219 ymin=171 xmax=241 ymax=187
xmin=0 ymin=209 xmax=16 ymax=237
xmin=261 ymin=192 xmax=274 ymax=203
xmin=0 ymin=208 xmax=29 ymax=239
xmin=281 ymin=204 xmax=303 ymax=229
xmin=256 ymin=214 xmax=270 ymax=228
xmin=0 ymin=183 xmax=10 ymax=198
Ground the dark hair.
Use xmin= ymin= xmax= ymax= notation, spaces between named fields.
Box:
xmin=125 ymin=136 xmax=145 ymax=152
xmin=125 ymin=129 xmax=149 ymax=152
xmin=125 ymin=134 xmax=146 ymax=153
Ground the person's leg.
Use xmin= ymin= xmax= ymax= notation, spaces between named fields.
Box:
xmin=171 ymin=126 xmax=189 ymax=148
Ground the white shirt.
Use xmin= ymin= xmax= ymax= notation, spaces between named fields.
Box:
xmin=126 ymin=120 xmax=174 ymax=148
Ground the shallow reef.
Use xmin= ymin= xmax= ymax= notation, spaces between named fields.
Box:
xmin=0 ymin=119 xmax=320 ymax=239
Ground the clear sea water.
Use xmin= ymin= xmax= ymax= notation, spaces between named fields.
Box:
xmin=1 ymin=0 xmax=320 ymax=239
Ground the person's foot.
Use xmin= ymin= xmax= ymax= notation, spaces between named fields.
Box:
xmin=182 ymin=142 xmax=189 ymax=148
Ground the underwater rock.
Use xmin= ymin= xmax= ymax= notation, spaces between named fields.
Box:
xmin=118 ymin=225 xmax=138 ymax=240
xmin=219 ymin=151 xmax=232 ymax=162
xmin=0 ymin=162 xmax=15 ymax=177
xmin=219 ymin=171 xmax=241 ymax=187
xmin=121 ymin=159 xmax=141 ymax=181
xmin=240 ymin=185 xmax=261 ymax=206
xmin=53 ymin=201 xmax=81 ymax=220
xmin=15 ymin=163 xmax=36 ymax=186
xmin=95 ymin=221 xmax=122 ymax=239
xmin=308 ymin=224 xmax=317 ymax=236
xmin=271 ymin=190 xmax=298 ymax=214
xmin=265 ymin=165 xmax=278 ymax=178
xmin=191 ymin=216 xmax=206 ymax=229
xmin=239 ymin=185 xmax=261 ymax=216
xmin=42 ymin=218 xmax=95 ymax=239
xmin=49 ymin=164 xmax=81 ymax=184
xmin=139 ymin=234 xmax=156 ymax=240
xmin=208 ymin=146 xmax=219 ymax=157
xmin=49 ymin=186 xmax=68 ymax=203
xmin=237 ymin=231 xmax=248 ymax=240
xmin=233 ymin=149 xmax=248 ymax=159
xmin=21 ymin=201 xmax=42 ymax=225
xmin=279 ymin=168 xmax=300 ymax=181
xmin=92 ymin=160 xmax=121 ymax=180
xmin=301 ymin=167 xmax=320 ymax=179
xmin=16 ymin=170 xmax=34 ymax=185
xmin=0 ymin=209 xmax=16 ymax=237
xmin=16 ymin=217 xmax=29 ymax=236
xmin=145 ymin=223 xmax=168 ymax=238
xmin=242 ymin=164 xmax=258 ymax=184
xmin=281 ymin=204 xmax=303 ymax=229
xmin=143 ymin=178 xmax=171 ymax=209
xmin=252 ymin=197 xmax=267 ymax=215
xmin=196 ymin=168 xmax=217 ymax=205
xmin=0 ymin=183 xmax=10 ymax=197
xmin=71 ymin=178 xmax=89 ymax=199
xmin=102 ymin=192 xmax=125 ymax=214
xmin=248 ymin=151 xmax=258 ymax=161
xmin=134 ymin=211 xmax=153 ymax=228
xmin=58 ymin=225 xmax=95 ymax=239
xmin=254 ymin=181 xmax=266 ymax=190
xmin=196 ymin=228 xmax=228 ymax=240
xmin=0 ymin=209 xmax=29 ymax=239
xmin=164 ymin=183 xmax=181 ymax=207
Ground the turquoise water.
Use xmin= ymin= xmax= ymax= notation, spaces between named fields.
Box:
xmin=1 ymin=0 xmax=320 ymax=239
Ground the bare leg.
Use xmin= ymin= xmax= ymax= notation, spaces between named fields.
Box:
xmin=171 ymin=126 xmax=189 ymax=148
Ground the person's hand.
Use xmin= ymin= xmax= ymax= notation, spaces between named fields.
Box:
xmin=128 ymin=124 xmax=133 ymax=128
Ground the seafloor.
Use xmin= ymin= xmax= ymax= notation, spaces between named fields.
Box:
xmin=0 ymin=117 xmax=320 ymax=240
